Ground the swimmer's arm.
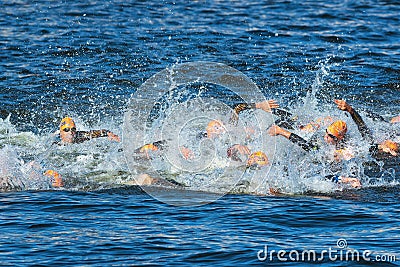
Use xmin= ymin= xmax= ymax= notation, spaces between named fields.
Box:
xmin=348 ymin=108 xmax=373 ymax=143
xmin=229 ymin=100 xmax=279 ymax=124
xmin=267 ymin=125 xmax=318 ymax=151
xmin=369 ymin=144 xmax=379 ymax=155
xmin=289 ymin=133 xmax=318 ymax=152
xmin=233 ymin=100 xmax=279 ymax=113
xmin=86 ymin=129 xmax=121 ymax=142
xmin=334 ymin=99 xmax=373 ymax=143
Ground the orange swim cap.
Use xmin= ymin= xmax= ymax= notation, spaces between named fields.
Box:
xmin=382 ymin=140 xmax=399 ymax=151
xmin=60 ymin=117 xmax=76 ymax=132
xmin=247 ymin=151 xmax=269 ymax=167
xmin=379 ymin=140 xmax=399 ymax=156
xmin=44 ymin=169 xmax=63 ymax=187
xmin=327 ymin=120 xmax=347 ymax=139
xmin=206 ymin=120 xmax=226 ymax=138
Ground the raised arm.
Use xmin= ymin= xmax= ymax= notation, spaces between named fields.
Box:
xmin=334 ymin=99 xmax=373 ymax=143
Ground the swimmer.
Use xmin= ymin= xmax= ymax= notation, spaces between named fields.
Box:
xmin=137 ymin=98 xmax=281 ymax=160
xmin=57 ymin=117 xmax=120 ymax=145
xmin=334 ymin=99 xmax=399 ymax=158
xmin=334 ymin=99 xmax=373 ymax=142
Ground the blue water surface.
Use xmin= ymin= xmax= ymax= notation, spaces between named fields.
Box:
xmin=1 ymin=0 xmax=399 ymax=266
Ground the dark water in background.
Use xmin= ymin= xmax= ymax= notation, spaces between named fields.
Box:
xmin=1 ymin=0 xmax=400 ymax=265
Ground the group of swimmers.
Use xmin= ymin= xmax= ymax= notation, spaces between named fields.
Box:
xmin=46 ymin=98 xmax=399 ymax=192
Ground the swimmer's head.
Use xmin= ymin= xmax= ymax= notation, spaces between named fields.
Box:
xmin=59 ymin=117 xmax=77 ymax=143
xmin=325 ymin=120 xmax=347 ymax=144
xmin=44 ymin=169 xmax=63 ymax=187
xmin=206 ymin=119 xmax=226 ymax=139
xmin=247 ymin=151 xmax=269 ymax=168
xmin=60 ymin=117 xmax=76 ymax=132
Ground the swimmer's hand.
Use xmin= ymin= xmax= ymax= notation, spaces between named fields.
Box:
xmin=256 ymin=99 xmax=279 ymax=113
xmin=180 ymin=146 xmax=194 ymax=160
xmin=107 ymin=131 xmax=121 ymax=142
xmin=340 ymin=177 xmax=361 ymax=189
xmin=334 ymin=99 xmax=353 ymax=113
xmin=227 ymin=144 xmax=251 ymax=161
xmin=390 ymin=115 xmax=400 ymax=124
xmin=267 ymin=125 xmax=291 ymax=139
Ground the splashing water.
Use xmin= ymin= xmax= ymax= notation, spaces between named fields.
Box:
xmin=0 ymin=61 xmax=398 ymax=197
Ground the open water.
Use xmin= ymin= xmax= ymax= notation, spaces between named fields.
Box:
xmin=0 ymin=0 xmax=399 ymax=266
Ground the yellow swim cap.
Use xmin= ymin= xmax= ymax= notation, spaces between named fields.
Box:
xmin=60 ymin=117 xmax=76 ymax=132
xmin=327 ymin=120 xmax=347 ymax=140
xmin=206 ymin=120 xmax=226 ymax=138
xmin=247 ymin=151 xmax=269 ymax=167
xmin=139 ymin=144 xmax=159 ymax=153
xmin=44 ymin=169 xmax=63 ymax=187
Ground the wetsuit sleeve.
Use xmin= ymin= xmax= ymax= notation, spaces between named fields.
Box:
xmin=272 ymin=109 xmax=295 ymax=130
xmin=74 ymin=130 xmax=110 ymax=143
xmin=369 ymin=144 xmax=379 ymax=156
xmin=229 ymin=103 xmax=257 ymax=124
xmin=88 ymin=129 xmax=110 ymax=138
xmin=349 ymin=109 xmax=373 ymax=143
xmin=233 ymin=103 xmax=257 ymax=114
xmin=289 ymin=133 xmax=319 ymax=152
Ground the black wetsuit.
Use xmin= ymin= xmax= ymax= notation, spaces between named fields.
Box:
xmin=55 ymin=129 xmax=112 ymax=145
